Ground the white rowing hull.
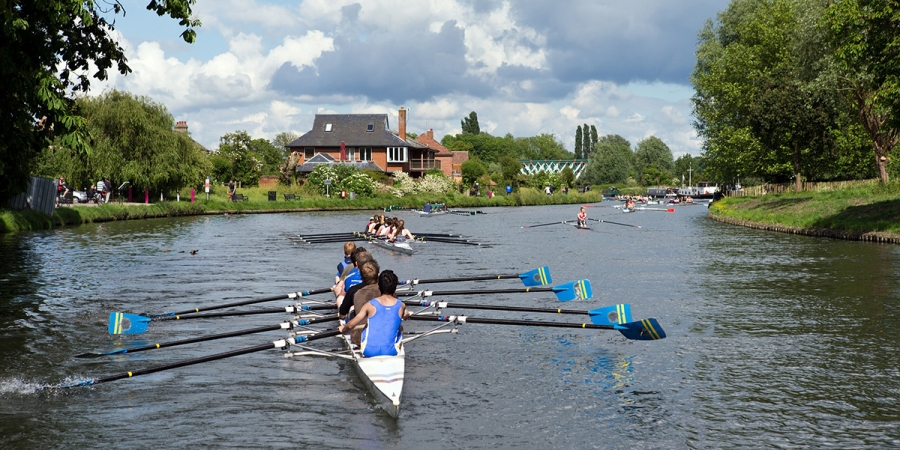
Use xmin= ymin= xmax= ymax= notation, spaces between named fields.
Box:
xmin=370 ymin=238 xmax=415 ymax=255
xmin=341 ymin=333 xmax=405 ymax=418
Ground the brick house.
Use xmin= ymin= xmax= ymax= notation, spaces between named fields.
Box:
xmin=287 ymin=107 xmax=439 ymax=177
xmin=414 ymin=129 xmax=467 ymax=182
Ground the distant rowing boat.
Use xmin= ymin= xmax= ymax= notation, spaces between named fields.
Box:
xmin=369 ymin=238 xmax=415 ymax=255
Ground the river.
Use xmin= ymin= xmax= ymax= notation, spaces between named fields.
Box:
xmin=1 ymin=202 xmax=898 ymax=448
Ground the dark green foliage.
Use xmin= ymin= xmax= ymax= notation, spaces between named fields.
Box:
xmin=581 ymin=134 xmax=633 ymax=185
xmin=641 ymin=165 xmax=671 ymax=186
xmin=575 ymin=126 xmax=583 ymax=159
xmin=499 ymin=156 xmax=523 ymax=185
xmin=634 ymin=136 xmax=674 ymax=182
xmin=461 ymin=158 xmax=487 ymax=186
xmin=461 ymin=111 xmax=481 ymax=134
xmin=514 ymin=134 xmax=573 ymax=160
xmin=0 ymin=0 xmax=199 ymax=202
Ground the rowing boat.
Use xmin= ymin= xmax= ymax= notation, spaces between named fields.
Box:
xmin=340 ymin=328 xmax=405 ymax=417
xmin=416 ymin=210 xmax=447 ymax=217
xmin=369 ymin=238 xmax=414 ymax=255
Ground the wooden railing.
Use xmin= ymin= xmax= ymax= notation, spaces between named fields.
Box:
xmin=727 ymin=179 xmax=880 ymax=197
xmin=409 ymin=160 xmax=441 ymax=170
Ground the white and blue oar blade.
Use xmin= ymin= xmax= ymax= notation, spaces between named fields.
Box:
xmin=551 ymin=279 xmax=592 ymax=302
xmin=108 ymin=312 xmax=151 ymax=335
xmin=615 ymin=318 xmax=666 ymax=341
xmin=520 ymin=266 xmax=551 ymax=286
xmin=588 ymin=304 xmax=632 ymax=326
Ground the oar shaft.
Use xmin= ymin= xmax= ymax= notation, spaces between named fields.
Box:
xmin=155 ymin=304 xmax=335 ymax=321
xmin=399 ymin=287 xmax=555 ymax=296
xmin=161 ymin=294 xmax=289 ymax=316
xmin=405 ymin=301 xmax=588 ymax=315
xmin=408 ymin=274 xmax=520 ymax=284
xmin=408 ymin=315 xmax=615 ymax=330
xmin=82 ymin=330 xmax=343 ymax=386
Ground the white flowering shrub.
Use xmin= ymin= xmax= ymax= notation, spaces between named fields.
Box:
xmin=306 ymin=164 xmax=376 ymax=197
xmin=387 ymin=171 xmax=454 ymax=197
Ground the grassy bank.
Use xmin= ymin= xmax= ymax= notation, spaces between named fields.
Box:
xmin=708 ymin=182 xmax=900 ymax=243
xmin=0 ymin=186 xmax=604 ymax=234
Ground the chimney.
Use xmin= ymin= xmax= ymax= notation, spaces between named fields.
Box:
xmin=398 ymin=107 xmax=406 ymax=141
xmin=175 ymin=121 xmax=188 ymax=133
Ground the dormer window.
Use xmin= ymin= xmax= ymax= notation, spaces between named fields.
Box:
xmin=366 ymin=123 xmax=374 ymax=132
xmin=324 ymin=123 xmax=333 ymax=132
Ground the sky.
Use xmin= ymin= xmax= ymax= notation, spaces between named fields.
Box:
xmin=93 ymin=0 xmax=729 ymax=157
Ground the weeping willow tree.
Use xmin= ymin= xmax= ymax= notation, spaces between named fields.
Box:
xmin=36 ymin=90 xmax=211 ymax=197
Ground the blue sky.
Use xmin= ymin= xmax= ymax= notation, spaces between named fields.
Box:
xmin=94 ymin=0 xmax=729 ymax=155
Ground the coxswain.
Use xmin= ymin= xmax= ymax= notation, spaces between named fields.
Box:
xmin=338 ymin=270 xmax=410 ymax=357
xmin=577 ymin=206 xmax=587 ymax=228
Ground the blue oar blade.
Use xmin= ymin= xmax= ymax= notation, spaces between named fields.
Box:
xmin=519 ymin=266 xmax=551 ymax=286
xmin=551 ymin=279 xmax=592 ymax=302
xmin=108 ymin=312 xmax=151 ymax=335
xmin=588 ymin=304 xmax=632 ymax=326
xmin=615 ymin=318 xmax=666 ymax=341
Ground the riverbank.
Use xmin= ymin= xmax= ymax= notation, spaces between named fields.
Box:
xmin=0 ymin=187 xmax=604 ymax=234
xmin=707 ymin=182 xmax=900 ymax=244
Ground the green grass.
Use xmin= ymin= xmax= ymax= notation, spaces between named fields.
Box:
xmin=0 ymin=186 xmax=605 ymax=234
xmin=708 ymin=182 xmax=900 ymax=236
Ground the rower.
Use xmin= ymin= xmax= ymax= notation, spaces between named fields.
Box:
xmin=389 ymin=219 xmax=415 ymax=242
xmin=335 ymin=242 xmax=356 ymax=284
xmin=333 ymin=248 xmax=372 ymax=308
xmin=423 ymin=202 xmax=432 ymax=213
xmin=338 ymin=270 xmax=410 ymax=357
xmin=339 ymin=260 xmax=382 ymax=345
xmin=577 ymin=206 xmax=587 ymax=228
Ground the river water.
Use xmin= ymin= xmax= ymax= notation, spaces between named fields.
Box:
xmin=1 ymin=203 xmax=898 ymax=449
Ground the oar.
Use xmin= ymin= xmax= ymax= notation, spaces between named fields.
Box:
xmin=296 ymin=232 xmax=359 ymax=238
xmin=406 ymin=301 xmax=631 ymax=326
xmin=136 ymin=288 xmax=333 ymax=319
xmin=521 ymin=221 xmax=569 ymax=229
xmin=79 ymin=315 xmax=339 ymax=358
xmin=587 ymin=218 xmax=641 ymax=228
xmin=402 ymin=266 xmax=551 ymax=287
xmin=416 ymin=237 xmax=481 ymax=246
xmin=408 ymin=315 xmax=666 ymax=341
xmin=399 ymin=280 xmax=592 ymax=302
xmin=636 ymin=207 xmax=675 ymax=212
xmin=61 ymin=330 xmax=342 ymax=388
xmin=415 ymin=232 xmax=465 ymax=238
xmin=109 ymin=304 xmax=336 ymax=335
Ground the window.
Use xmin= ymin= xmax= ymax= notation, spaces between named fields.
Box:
xmin=366 ymin=123 xmax=374 ymax=132
xmin=304 ymin=147 xmax=315 ymax=159
xmin=324 ymin=123 xmax=333 ymax=132
xmin=359 ymin=147 xmax=372 ymax=161
xmin=387 ymin=146 xmax=407 ymax=163
xmin=347 ymin=148 xmax=355 ymax=161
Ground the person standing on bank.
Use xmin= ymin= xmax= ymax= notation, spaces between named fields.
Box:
xmin=228 ymin=180 xmax=236 ymax=202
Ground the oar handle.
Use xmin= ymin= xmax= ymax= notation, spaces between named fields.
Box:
xmin=419 ymin=287 xmax=553 ymax=296
xmin=408 ymin=315 xmax=615 ymax=330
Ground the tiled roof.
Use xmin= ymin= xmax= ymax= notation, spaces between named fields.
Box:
xmin=415 ymin=129 xmax=452 ymax=156
xmin=288 ymin=114 xmax=409 ymax=148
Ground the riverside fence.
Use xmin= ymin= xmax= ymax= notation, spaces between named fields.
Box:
xmin=727 ymin=179 xmax=880 ymax=197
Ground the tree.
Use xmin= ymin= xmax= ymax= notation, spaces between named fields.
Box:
xmin=590 ymin=125 xmax=599 ymax=154
xmin=1 ymin=0 xmax=200 ymax=202
xmin=581 ymin=135 xmax=633 ymax=185
xmin=249 ymin=138 xmax=284 ymax=175
xmin=214 ymin=131 xmax=261 ymax=186
xmin=36 ymin=90 xmax=210 ymax=196
xmin=582 ymin=123 xmax=592 ymax=157
xmin=574 ymin=126 xmax=583 ymax=159
xmin=460 ymin=158 xmax=487 ymax=186
xmin=461 ymin=111 xmax=481 ymax=134
xmin=499 ymin=155 xmax=523 ymax=185
xmin=825 ymin=0 xmax=900 ymax=182
xmin=514 ymin=134 xmax=573 ymax=160
xmin=633 ymin=136 xmax=674 ymax=182
xmin=272 ymin=132 xmax=299 ymax=159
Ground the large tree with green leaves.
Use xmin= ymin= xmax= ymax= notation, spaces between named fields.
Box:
xmin=1 ymin=0 xmax=200 ymax=202
xmin=581 ymin=134 xmax=632 ymax=185
xmin=36 ymin=90 xmax=210 ymax=196
xmin=633 ymin=136 xmax=674 ymax=182
xmin=825 ymin=0 xmax=900 ymax=182
xmin=513 ymin=134 xmax=572 ymax=160
xmin=212 ymin=131 xmax=262 ymax=186
xmin=574 ymin=126 xmax=583 ymax=159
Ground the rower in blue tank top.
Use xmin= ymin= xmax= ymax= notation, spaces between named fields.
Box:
xmin=338 ymin=270 xmax=410 ymax=357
